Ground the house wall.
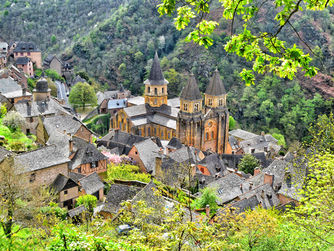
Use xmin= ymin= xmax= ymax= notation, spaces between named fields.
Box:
xmin=72 ymin=159 xmax=107 ymax=175
xmin=50 ymin=58 xmax=62 ymax=76
xmin=17 ymin=61 xmax=34 ymax=77
xmin=29 ymin=162 xmax=69 ymax=186
xmin=81 ymin=188 xmax=104 ymax=201
xmin=74 ymin=125 xmax=92 ymax=143
xmin=128 ymin=146 xmax=146 ymax=173
xmin=59 ymin=186 xmax=79 ymax=203
xmin=197 ymin=164 xmax=211 ymax=176
xmin=14 ymin=51 xmax=42 ymax=68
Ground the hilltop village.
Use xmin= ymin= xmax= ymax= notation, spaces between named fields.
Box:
xmin=0 ymin=41 xmax=302 ymax=223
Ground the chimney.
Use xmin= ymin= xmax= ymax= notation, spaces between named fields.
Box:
xmin=69 ymin=138 xmax=73 ymax=153
xmin=205 ymin=205 xmax=210 ymax=218
xmin=264 ymin=173 xmax=274 ymax=187
xmin=253 ymin=167 xmax=261 ymax=176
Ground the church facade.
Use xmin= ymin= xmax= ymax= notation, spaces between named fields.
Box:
xmin=110 ymin=53 xmax=229 ymax=154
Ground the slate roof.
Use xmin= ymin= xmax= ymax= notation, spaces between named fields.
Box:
xmin=43 ymin=114 xmax=83 ymax=136
xmin=229 ymin=135 xmax=239 ymax=150
xmin=96 ymin=91 xmax=118 ymax=105
xmin=167 ymin=97 xmax=180 ymax=108
xmin=13 ymin=42 xmax=40 ymax=52
xmin=70 ymin=137 xmax=108 ymax=170
xmin=79 ymin=172 xmax=104 ymax=195
xmin=68 ymin=205 xmax=86 ymax=218
xmin=14 ymin=98 xmax=69 ymax=118
xmin=148 ymin=114 xmax=176 ymax=129
xmin=230 ymin=195 xmax=260 ymax=213
xmin=240 ymin=134 xmax=281 ymax=154
xmin=238 ymin=183 xmax=280 ymax=209
xmin=144 ymin=52 xmax=168 ymax=85
xmin=0 ymin=147 xmax=11 ymax=163
xmin=107 ymin=99 xmax=127 ymax=109
xmin=69 ymin=172 xmax=86 ymax=183
xmin=206 ymin=69 xmax=226 ymax=96
xmin=104 ymin=184 xmax=141 ymax=213
xmin=43 ymin=54 xmax=62 ymax=66
xmin=72 ymin=75 xmax=87 ymax=85
xmin=51 ymin=173 xmax=78 ymax=193
xmin=180 ymin=74 xmax=202 ymax=101
xmin=134 ymin=138 xmax=161 ymax=174
xmin=198 ymin=153 xmax=226 ymax=176
xmin=166 ymin=137 xmax=183 ymax=150
xmin=123 ymin=104 xmax=148 ymax=117
xmin=127 ymin=96 xmax=145 ymax=106
xmin=168 ymin=146 xmax=199 ymax=164
xmin=0 ymin=78 xmax=22 ymax=94
xmin=229 ymin=129 xmax=258 ymax=141
xmin=221 ymin=152 xmax=271 ymax=169
xmin=16 ymin=145 xmax=70 ymax=173
xmin=207 ymin=173 xmax=245 ymax=204
xmin=15 ymin=57 xmax=30 ymax=65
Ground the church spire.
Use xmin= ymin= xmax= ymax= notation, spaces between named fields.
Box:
xmin=180 ymin=74 xmax=202 ymax=101
xmin=146 ymin=51 xmax=168 ymax=85
xmin=205 ymin=69 xmax=226 ymax=96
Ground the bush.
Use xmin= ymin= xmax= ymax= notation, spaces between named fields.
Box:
xmin=2 ymin=111 xmax=25 ymax=131
xmin=238 ymin=154 xmax=260 ymax=175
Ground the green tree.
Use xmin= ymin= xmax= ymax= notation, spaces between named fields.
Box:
xmin=69 ymin=82 xmax=97 ymax=108
xmin=229 ymin=115 xmax=236 ymax=130
xmin=158 ymin=0 xmax=327 ymax=84
xmin=191 ymin=187 xmax=218 ymax=213
xmin=2 ymin=111 xmax=25 ymax=132
xmin=238 ymin=154 xmax=260 ymax=175
xmin=76 ymin=194 xmax=97 ymax=214
xmin=0 ymin=104 xmax=7 ymax=118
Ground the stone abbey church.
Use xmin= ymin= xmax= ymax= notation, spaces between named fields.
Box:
xmin=110 ymin=53 xmax=229 ymax=154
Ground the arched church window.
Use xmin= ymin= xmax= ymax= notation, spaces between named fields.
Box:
xmin=148 ymin=86 xmax=150 ymax=94
xmin=183 ymin=103 xmax=188 ymax=111
xmin=154 ymin=98 xmax=157 ymax=105
xmin=162 ymin=87 xmax=164 ymax=94
xmin=206 ymin=132 xmax=209 ymax=140
xmin=155 ymin=88 xmax=157 ymax=95
xmin=211 ymin=131 xmax=214 ymax=139
xmin=148 ymin=127 xmax=151 ymax=136
xmin=208 ymin=99 xmax=212 ymax=105
xmin=194 ymin=103 xmax=199 ymax=111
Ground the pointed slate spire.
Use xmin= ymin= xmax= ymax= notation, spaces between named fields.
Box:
xmin=146 ymin=52 xmax=168 ymax=85
xmin=180 ymin=74 xmax=202 ymax=101
xmin=205 ymin=69 xmax=226 ymax=96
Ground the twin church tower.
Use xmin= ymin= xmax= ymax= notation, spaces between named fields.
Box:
xmin=111 ymin=52 xmax=229 ymax=154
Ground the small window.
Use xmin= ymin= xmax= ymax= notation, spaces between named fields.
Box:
xmin=135 ymin=151 xmax=138 ymax=155
xmin=154 ymin=88 xmax=157 ymax=95
xmin=30 ymin=173 xmax=36 ymax=183
xmin=138 ymin=129 xmax=142 ymax=136
xmin=154 ymin=128 xmax=157 ymax=135
xmin=208 ymin=99 xmax=213 ymax=106
xmin=161 ymin=131 xmax=164 ymax=138
xmin=148 ymin=86 xmax=150 ymax=93
xmin=183 ymin=103 xmax=188 ymax=111
xmin=26 ymin=129 xmax=30 ymax=134
xmin=78 ymin=167 xmax=81 ymax=173
xmin=162 ymin=87 xmax=164 ymax=94
xmin=148 ymin=127 xmax=151 ymax=136
xmin=154 ymin=98 xmax=157 ymax=105
xmin=211 ymin=131 xmax=214 ymax=139
xmin=27 ymin=52 xmax=31 ymax=56
xmin=30 ymin=117 xmax=33 ymax=123
xmin=95 ymin=161 xmax=99 ymax=167
xmin=206 ymin=132 xmax=209 ymax=140
xmin=251 ymin=149 xmax=255 ymax=153
xmin=194 ymin=103 xmax=199 ymax=111
xmin=168 ymin=132 xmax=170 ymax=139
xmin=64 ymin=190 xmax=68 ymax=195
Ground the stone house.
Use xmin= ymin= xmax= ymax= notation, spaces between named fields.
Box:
xmin=12 ymin=42 xmax=42 ymax=68
xmin=43 ymin=55 xmax=63 ymax=75
xmin=51 ymin=173 xmax=79 ymax=209
xmin=15 ymin=57 xmax=34 ymax=77
xmin=128 ymin=138 xmax=162 ymax=174
xmin=77 ymin=172 xmax=104 ymax=201
xmin=0 ymin=78 xmax=32 ymax=109
xmin=15 ymin=145 xmax=70 ymax=186
xmin=69 ymin=137 xmax=108 ymax=175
